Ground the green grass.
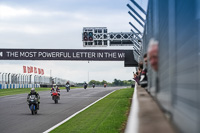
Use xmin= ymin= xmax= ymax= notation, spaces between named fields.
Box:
xmin=51 ymin=88 xmax=134 ymax=133
xmin=0 ymin=87 xmax=78 ymax=97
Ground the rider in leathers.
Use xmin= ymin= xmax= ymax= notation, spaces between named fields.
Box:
xmin=66 ymin=81 xmax=70 ymax=90
xmin=27 ymin=88 xmax=40 ymax=109
xmin=51 ymin=85 xmax=60 ymax=96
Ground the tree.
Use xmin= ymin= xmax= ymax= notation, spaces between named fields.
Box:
xmin=89 ymin=80 xmax=96 ymax=85
xmin=113 ymin=78 xmax=120 ymax=86
xmin=101 ymin=80 xmax=107 ymax=85
xmin=88 ymin=79 xmax=133 ymax=86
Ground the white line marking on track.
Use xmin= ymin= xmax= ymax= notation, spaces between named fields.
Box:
xmin=43 ymin=90 xmax=116 ymax=133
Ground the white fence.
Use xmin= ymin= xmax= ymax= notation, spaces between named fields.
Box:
xmin=0 ymin=72 xmax=68 ymax=89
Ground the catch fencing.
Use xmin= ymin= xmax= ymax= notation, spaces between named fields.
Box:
xmin=130 ymin=0 xmax=200 ymax=132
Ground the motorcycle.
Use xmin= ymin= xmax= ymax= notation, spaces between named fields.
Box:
xmin=66 ymin=84 xmax=70 ymax=92
xmin=92 ymin=84 xmax=95 ymax=88
xmin=84 ymin=84 xmax=87 ymax=89
xmin=27 ymin=95 xmax=38 ymax=115
xmin=52 ymin=90 xmax=60 ymax=104
xmin=104 ymin=84 xmax=107 ymax=88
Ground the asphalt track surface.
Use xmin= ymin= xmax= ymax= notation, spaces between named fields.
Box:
xmin=0 ymin=87 xmax=123 ymax=133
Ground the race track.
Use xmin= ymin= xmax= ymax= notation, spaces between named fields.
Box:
xmin=0 ymin=87 xmax=123 ymax=133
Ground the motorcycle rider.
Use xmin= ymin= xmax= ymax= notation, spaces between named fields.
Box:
xmin=104 ymin=83 xmax=107 ymax=88
xmin=92 ymin=83 xmax=95 ymax=88
xmin=65 ymin=81 xmax=70 ymax=91
xmin=84 ymin=82 xmax=87 ymax=89
xmin=27 ymin=88 xmax=40 ymax=109
xmin=51 ymin=85 xmax=60 ymax=96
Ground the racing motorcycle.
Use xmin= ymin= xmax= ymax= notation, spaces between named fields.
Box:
xmin=52 ymin=90 xmax=60 ymax=104
xmin=104 ymin=84 xmax=107 ymax=88
xmin=66 ymin=84 xmax=70 ymax=92
xmin=92 ymin=84 xmax=95 ymax=88
xmin=27 ymin=95 xmax=39 ymax=115
xmin=84 ymin=84 xmax=87 ymax=89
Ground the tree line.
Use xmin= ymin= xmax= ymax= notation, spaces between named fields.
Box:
xmin=88 ymin=79 xmax=134 ymax=86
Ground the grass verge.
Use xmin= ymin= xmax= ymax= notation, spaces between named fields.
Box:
xmin=0 ymin=87 xmax=78 ymax=97
xmin=50 ymin=88 xmax=134 ymax=133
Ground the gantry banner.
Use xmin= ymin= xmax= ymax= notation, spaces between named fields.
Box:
xmin=0 ymin=49 xmax=133 ymax=61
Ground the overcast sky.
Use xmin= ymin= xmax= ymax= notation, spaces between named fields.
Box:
xmin=0 ymin=0 xmax=148 ymax=83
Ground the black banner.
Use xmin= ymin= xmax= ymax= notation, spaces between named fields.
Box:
xmin=0 ymin=49 xmax=133 ymax=61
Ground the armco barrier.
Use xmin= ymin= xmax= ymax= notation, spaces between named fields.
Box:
xmin=125 ymin=84 xmax=138 ymax=133
xmin=0 ymin=84 xmax=40 ymax=89
xmin=0 ymin=73 xmax=68 ymax=89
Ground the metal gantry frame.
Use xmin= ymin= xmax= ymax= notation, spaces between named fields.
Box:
xmin=127 ymin=0 xmax=146 ymax=62
xmin=82 ymin=0 xmax=147 ymax=49
xmin=83 ymin=27 xmax=135 ymax=47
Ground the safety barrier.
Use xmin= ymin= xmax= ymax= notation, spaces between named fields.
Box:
xmin=0 ymin=84 xmax=41 ymax=89
xmin=0 ymin=72 xmax=71 ymax=89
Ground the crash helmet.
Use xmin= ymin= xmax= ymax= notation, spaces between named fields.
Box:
xmin=31 ymin=88 xmax=35 ymax=93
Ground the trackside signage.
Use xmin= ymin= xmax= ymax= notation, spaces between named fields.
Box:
xmin=0 ymin=49 xmax=132 ymax=61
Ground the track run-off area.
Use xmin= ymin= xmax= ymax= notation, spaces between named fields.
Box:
xmin=0 ymin=87 xmax=124 ymax=133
